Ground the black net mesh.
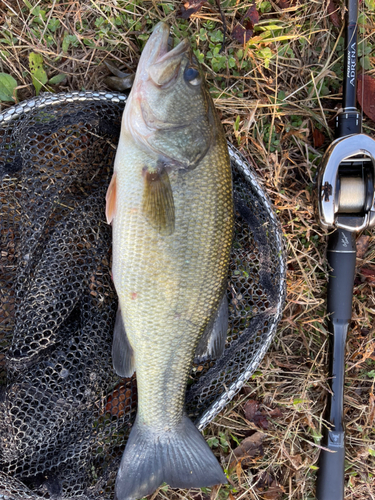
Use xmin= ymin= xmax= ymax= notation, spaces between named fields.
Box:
xmin=0 ymin=92 xmax=285 ymax=499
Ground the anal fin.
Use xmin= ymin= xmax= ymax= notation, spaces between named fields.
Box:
xmin=112 ymin=306 xmax=135 ymax=378
xmin=142 ymin=165 xmax=175 ymax=236
xmin=195 ymin=292 xmax=228 ymax=363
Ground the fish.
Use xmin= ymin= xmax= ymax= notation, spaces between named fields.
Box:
xmin=106 ymin=22 xmax=234 ymax=500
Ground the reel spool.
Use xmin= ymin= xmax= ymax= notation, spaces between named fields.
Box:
xmin=316 ymin=134 xmax=375 ymax=232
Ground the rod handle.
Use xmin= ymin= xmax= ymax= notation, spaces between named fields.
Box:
xmin=316 ymin=432 xmax=345 ymax=500
xmin=326 ymin=229 xmax=356 ymax=322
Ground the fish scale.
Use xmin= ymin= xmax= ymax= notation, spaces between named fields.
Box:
xmin=113 ymin=136 xmax=232 ymax=428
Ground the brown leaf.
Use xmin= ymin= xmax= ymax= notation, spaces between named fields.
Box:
xmin=269 ymin=407 xmax=283 ymax=419
xmin=312 ymin=128 xmax=325 ymax=148
xmin=276 ymin=0 xmax=297 ymax=8
xmin=360 ymin=266 xmax=375 ymax=283
xmin=244 ymin=400 xmax=269 ymax=429
xmin=262 ymin=485 xmax=284 ymax=500
xmin=256 ymin=414 xmax=269 ymax=429
xmin=244 ymin=399 xmax=259 ymax=420
xmin=244 ymin=400 xmax=282 ymax=429
xmin=327 ymin=0 xmax=341 ymax=28
xmin=231 ymin=431 xmax=265 ymax=467
xmin=232 ymin=4 xmax=259 ymax=44
xmin=176 ymin=0 xmax=207 ymax=19
xmin=356 ymin=235 xmax=370 ymax=260
xmin=357 ymin=74 xmax=375 ymax=123
xmin=232 ymin=24 xmax=253 ymax=44
xmin=241 ymin=385 xmax=253 ymax=395
xmin=104 ymin=383 xmax=133 ymax=417
xmin=369 ymin=391 xmax=375 ymax=426
xmin=244 ymin=4 xmax=259 ymax=29
xmin=236 ymin=460 xmax=243 ymax=479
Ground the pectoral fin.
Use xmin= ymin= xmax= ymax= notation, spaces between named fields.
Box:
xmin=142 ymin=166 xmax=175 ymax=236
xmin=194 ymin=292 xmax=229 ymax=363
xmin=106 ymin=172 xmax=117 ymax=224
xmin=112 ymin=306 xmax=135 ymax=378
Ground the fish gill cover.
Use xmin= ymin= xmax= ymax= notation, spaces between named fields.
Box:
xmin=0 ymin=92 xmax=285 ymax=499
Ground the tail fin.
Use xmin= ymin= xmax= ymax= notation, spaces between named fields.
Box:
xmin=115 ymin=414 xmax=227 ymax=500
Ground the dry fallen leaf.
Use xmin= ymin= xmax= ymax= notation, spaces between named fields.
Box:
xmin=241 ymin=385 xmax=253 ymax=395
xmin=357 ymin=74 xmax=375 ymax=123
xmin=262 ymin=485 xmax=284 ymax=500
xmin=256 ymin=417 xmax=269 ymax=430
xmin=269 ymin=407 xmax=283 ymax=418
xmin=327 ymin=0 xmax=341 ymax=28
xmin=243 ymin=399 xmax=259 ymax=420
xmin=176 ymin=0 xmax=207 ymax=19
xmin=276 ymin=0 xmax=297 ymax=8
xmin=244 ymin=399 xmax=268 ymax=429
xmin=369 ymin=391 xmax=375 ymax=426
xmin=232 ymin=4 xmax=259 ymax=44
xmin=229 ymin=431 xmax=265 ymax=469
xmin=360 ymin=266 xmax=375 ymax=283
xmin=236 ymin=460 xmax=243 ymax=480
xmin=312 ymin=128 xmax=325 ymax=148
xmin=104 ymin=383 xmax=133 ymax=417
xmin=356 ymin=235 xmax=370 ymax=260
xmin=244 ymin=400 xmax=283 ymax=430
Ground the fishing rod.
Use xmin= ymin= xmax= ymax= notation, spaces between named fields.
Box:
xmin=315 ymin=0 xmax=375 ymax=499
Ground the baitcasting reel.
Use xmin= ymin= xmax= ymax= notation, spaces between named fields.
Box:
xmin=316 ymin=132 xmax=375 ymax=232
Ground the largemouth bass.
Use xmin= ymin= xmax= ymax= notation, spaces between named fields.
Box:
xmin=106 ymin=22 xmax=234 ymax=500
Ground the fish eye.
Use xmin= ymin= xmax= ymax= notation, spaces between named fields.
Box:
xmin=184 ymin=66 xmax=201 ymax=86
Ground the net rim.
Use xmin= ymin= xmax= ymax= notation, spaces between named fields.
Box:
xmin=0 ymin=91 xmax=127 ymax=124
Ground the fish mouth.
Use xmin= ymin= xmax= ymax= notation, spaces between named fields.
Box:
xmin=139 ymin=22 xmax=188 ymax=72
xmin=135 ymin=22 xmax=190 ymax=131
xmin=125 ymin=22 xmax=192 ymax=157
